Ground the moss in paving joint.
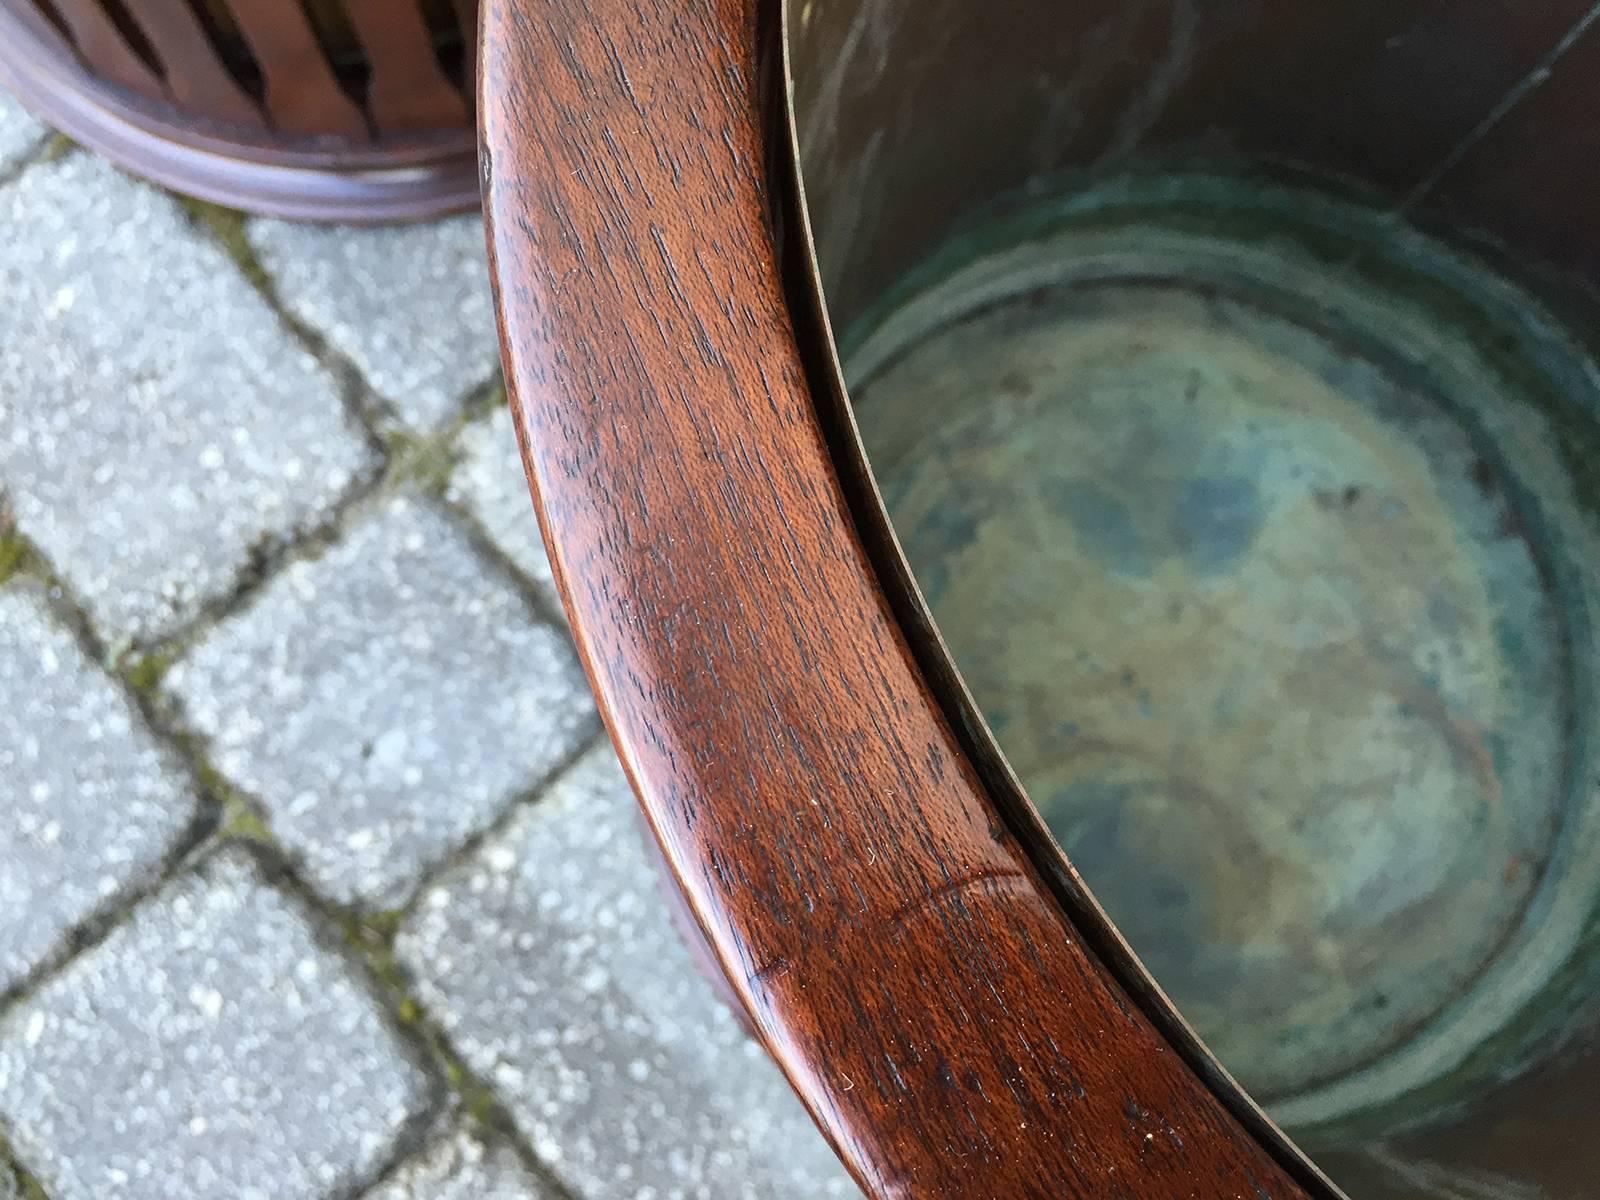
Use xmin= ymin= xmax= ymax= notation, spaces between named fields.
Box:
xmin=385 ymin=430 xmax=466 ymax=497
xmin=317 ymin=902 xmax=507 ymax=1127
xmin=0 ymin=1136 xmax=50 ymax=1200
xmin=461 ymin=378 xmax=509 ymax=425
xmin=323 ymin=904 xmax=409 ymax=996
xmin=0 ymin=532 xmax=92 ymax=653
xmin=177 ymin=198 xmax=273 ymax=296
xmin=37 ymin=133 xmax=75 ymax=165
xmin=325 ymin=909 xmax=438 ymax=1042
xmin=0 ymin=512 xmax=47 ymax=587
xmin=8 ymin=1166 xmax=49 ymax=1200
xmin=213 ymin=791 xmax=274 ymax=845
xmin=442 ymin=1059 xmax=503 ymax=1126
xmin=351 ymin=907 xmax=406 ymax=948
xmin=0 ymin=531 xmax=35 ymax=587
xmin=120 ymin=646 xmax=180 ymax=696
xmin=383 ymin=373 xmax=509 ymax=497
xmin=188 ymin=764 xmax=277 ymax=846
xmin=93 ymin=626 xmax=281 ymax=857
xmin=111 ymin=672 xmax=273 ymax=847
xmin=173 ymin=194 xmax=395 ymax=453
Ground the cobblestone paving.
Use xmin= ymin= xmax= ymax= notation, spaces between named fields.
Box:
xmin=362 ymin=1126 xmax=555 ymax=1200
xmin=0 ymin=92 xmax=45 ymax=176
xmin=0 ymin=117 xmax=858 ymax=1199
xmin=249 ymin=218 xmax=500 ymax=433
xmin=0 ymin=587 xmax=197 ymax=993
xmin=0 ymin=155 xmax=376 ymax=646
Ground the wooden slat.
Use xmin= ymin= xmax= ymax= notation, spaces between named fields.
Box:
xmin=126 ymin=0 xmax=264 ymax=127
xmin=46 ymin=0 xmax=166 ymax=99
xmin=221 ymin=0 xmax=366 ymax=137
xmin=342 ymin=0 xmax=467 ymax=133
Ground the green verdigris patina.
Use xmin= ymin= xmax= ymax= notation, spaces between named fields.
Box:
xmin=844 ymin=175 xmax=1600 ymax=1142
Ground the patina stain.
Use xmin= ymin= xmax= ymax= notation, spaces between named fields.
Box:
xmin=846 ymin=177 xmax=1600 ymax=1134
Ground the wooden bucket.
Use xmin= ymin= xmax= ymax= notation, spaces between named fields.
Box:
xmin=0 ymin=0 xmax=479 ymax=219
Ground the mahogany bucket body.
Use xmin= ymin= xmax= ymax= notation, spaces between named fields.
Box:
xmin=473 ymin=0 xmax=1600 ymax=1196
xmin=0 ymin=0 xmax=480 ymax=219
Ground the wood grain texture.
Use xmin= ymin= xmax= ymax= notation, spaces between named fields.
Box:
xmin=481 ymin=0 xmax=1333 ymax=1195
xmin=47 ymin=0 xmax=166 ymax=99
xmin=344 ymin=0 xmax=469 ymax=132
xmin=126 ymin=0 xmax=264 ymax=127
xmin=224 ymin=0 xmax=367 ymax=137
xmin=0 ymin=0 xmax=482 ymax=218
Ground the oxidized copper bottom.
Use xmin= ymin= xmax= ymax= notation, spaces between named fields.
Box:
xmin=846 ymin=177 xmax=1600 ymax=1139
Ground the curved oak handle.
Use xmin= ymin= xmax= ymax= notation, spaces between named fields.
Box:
xmin=479 ymin=1 xmax=1328 ymax=1195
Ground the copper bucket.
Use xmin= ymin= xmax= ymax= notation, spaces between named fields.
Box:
xmin=789 ymin=3 xmax=1600 ymax=1196
xmin=0 ymin=0 xmax=479 ymax=219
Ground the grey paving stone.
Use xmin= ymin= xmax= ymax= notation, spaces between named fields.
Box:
xmin=0 ymin=584 xmax=195 ymax=992
xmin=398 ymin=749 xmax=859 ymax=1200
xmin=0 ymin=849 xmax=432 ymax=1200
xmin=249 ymin=215 xmax=498 ymax=430
xmin=168 ymin=496 xmax=594 ymax=906
xmin=363 ymin=1126 xmax=555 ymax=1200
xmin=447 ymin=407 xmax=559 ymax=604
xmin=0 ymin=155 xmax=375 ymax=644
xmin=0 ymin=89 xmax=46 ymax=173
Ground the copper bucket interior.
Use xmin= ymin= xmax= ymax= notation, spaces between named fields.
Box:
xmin=788 ymin=4 xmax=1600 ymax=1196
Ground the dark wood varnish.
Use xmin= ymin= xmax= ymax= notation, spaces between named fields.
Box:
xmin=225 ymin=0 xmax=368 ymax=136
xmin=125 ymin=0 xmax=264 ymax=128
xmin=342 ymin=0 xmax=470 ymax=132
xmin=481 ymin=0 xmax=1334 ymax=1195
xmin=46 ymin=0 xmax=166 ymax=99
